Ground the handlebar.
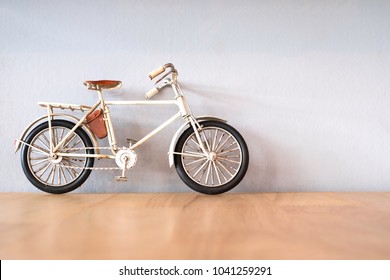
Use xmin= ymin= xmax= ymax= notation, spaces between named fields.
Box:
xmin=147 ymin=63 xmax=177 ymax=81
xmin=144 ymin=78 xmax=172 ymax=99
xmin=145 ymin=63 xmax=177 ymax=99
xmin=148 ymin=66 xmax=165 ymax=80
xmin=144 ymin=88 xmax=159 ymax=99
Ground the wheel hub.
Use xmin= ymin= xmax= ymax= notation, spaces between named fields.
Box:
xmin=49 ymin=154 xmax=63 ymax=164
xmin=209 ymin=151 xmax=217 ymax=161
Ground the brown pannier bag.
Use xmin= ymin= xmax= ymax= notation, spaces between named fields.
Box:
xmin=86 ymin=109 xmax=107 ymax=139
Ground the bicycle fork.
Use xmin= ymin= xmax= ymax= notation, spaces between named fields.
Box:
xmin=187 ymin=116 xmax=211 ymax=157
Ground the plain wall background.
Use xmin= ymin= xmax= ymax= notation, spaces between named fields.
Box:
xmin=1 ymin=0 xmax=390 ymax=193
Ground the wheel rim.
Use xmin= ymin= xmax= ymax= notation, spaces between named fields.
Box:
xmin=27 ymin=126 xmax=87 ymax=187
xmin=181 ymin=126 xmax=242 ymax=187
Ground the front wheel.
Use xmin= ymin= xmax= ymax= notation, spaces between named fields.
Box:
xmin=21 ymin=120 xmax=94 ymax=194
xmin=174 ymin=121 xmax=249 ymax=194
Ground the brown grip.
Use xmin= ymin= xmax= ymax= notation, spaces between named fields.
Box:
xmin=148 ymin=66 xmax=165 ymax=79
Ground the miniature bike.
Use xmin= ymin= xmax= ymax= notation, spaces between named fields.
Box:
xmin=14 ymin=63 xmax=249 ymax=194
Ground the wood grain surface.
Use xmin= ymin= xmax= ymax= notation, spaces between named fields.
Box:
xmin=0 ymin=192 xmax=389 ymax=259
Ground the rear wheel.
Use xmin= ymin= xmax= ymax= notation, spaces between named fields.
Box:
xmin=174 ymin=121 xmax=249 ymax=194
xmin=21 ymin=120 xmax=94 ymax=194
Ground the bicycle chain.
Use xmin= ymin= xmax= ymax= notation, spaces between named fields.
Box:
xmin=56 ymin=146 xmax=123 ymax=171
xmin=59 ymin=146 xmax=112 ymax=151
xmin=20 ymin=140 xmax=125 ymax=171
xmin=39 ymin=145 xmax=121 ymax=171
xmin=54 ymin=164 xmax=121 ymax=171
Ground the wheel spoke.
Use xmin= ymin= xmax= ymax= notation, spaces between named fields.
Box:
xmin=193 ymin=160 xmax=209 ymax=178
xmin=214 ymin=131 xmax=225 ymax=152
xmin=214 ymin=161 xmax=227 ymax=182
xmin=24 ymin=123 xmax=92 ymax=190
xmin=35 ymin=161 xmax=52 ymax=176
xmin=215 ymin=135 xmax=232 ymax=153
xmin=59 ymin=165 xmax=68 ymax=184
xmin=201 ymin=130 xmax=211 ymax=151
xmin=37 ymin=137 xmax=50 ymax=151
xmin=187 ymin=160 xmax=206 ymax=173
xmin=60 ymin=162 xmax=78 ymax=179
xmin=205 ymin=161 xmax=212 ymax=185
xmin=41 ymin=132 xmax=51 ymax=148
xmin=31 ymin=158 xmax=50 ymax=166
xmin=53 ymin=128 xmax=58 ymax=147
xmin=57 ymin=163 xmax=61 ymax=185
xmin=197 ymin=167 xmax=206 ymax=183
xmin=218 ymin=147 xmax=240 ymax=156
xmin=59 ymin=128 xmax=65 ymax=142
xmin=216 ymin=160 xmax=234 ymax=177
xmin=212 ymin=129 xmax=218 ymax=151
xmin=64 ymin=162 xmax=80 ymax=177
xmin=62 ymin=134 xmax=77 ymax=149
xmin=44 ymin=164 xmax=55 ymax=184
xmin=68 ymin=139 xmax=82 ymax=150
xmin=212 ymin=161 xmax=222 ymax=185
xmin=210 ymin=161 xmax=215 ymax=185
xmin=218 ymin=157 xmax=241 ymax=165
xmin=223 ymin=155 xmax=240 ymax=159
xmin=179 ymin=125 xmax=244 ymax=189
xmin=51 ymin=164 xmax=56 ymax=185
xmin=208 ymin=129 xmax=213 ymax=149
xmin=30 ymin=144 xmax=50 ymax=155
xmin=62 ymin=158 xmax=84 ymax=169
xmin=184 ymin=157 xmax=207 ymax=167
xmin=220 ymin=141 xmax=237 ymax=153
xmin=190 ymin=138 xmax=202 ymax=150
xmin=30 ymin=156 xmax=49 ymax=161
xmin=31 ymin=149 xmax=46 ymax=155
xmin=185 ymin=141 xmax=199 ymax=152
xmin=218 ymin=159 xmax=238 ymax=172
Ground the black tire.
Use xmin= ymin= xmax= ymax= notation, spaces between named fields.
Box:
xmin=21 ymin=120 xmax=94 ymax=194
xmin=174 ymin=121 xmax=249 ymax=194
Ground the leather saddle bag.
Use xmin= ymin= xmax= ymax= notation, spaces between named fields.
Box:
xmin=86 ymin=109 xmax=107 ymax=139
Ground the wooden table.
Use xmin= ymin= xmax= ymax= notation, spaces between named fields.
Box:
xmin=0 ymin=192 xmax=389 ymax=259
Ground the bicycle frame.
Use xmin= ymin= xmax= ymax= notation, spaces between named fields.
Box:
xmin=15 ymin=63 xmax=249 ymax=195
xmin=39 ymin=76 xmax=206 ymax=161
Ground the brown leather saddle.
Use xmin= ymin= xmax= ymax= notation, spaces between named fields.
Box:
xmin=83 ymin=80 xmax=122 ymax=91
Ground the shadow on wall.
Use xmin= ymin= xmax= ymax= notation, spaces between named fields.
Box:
xmin=80 ymin=83 xmax=304 ymax=193
xmin=237 ymin=131 xmax=276 ymax=193
xmin=179 ymin=82 xmax=304 ymax=193
xmin=180 ymin=82 xmax=259 ymax=114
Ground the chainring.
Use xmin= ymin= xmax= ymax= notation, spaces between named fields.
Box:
xmin=115 ymin=148 xmax=137 ymax=169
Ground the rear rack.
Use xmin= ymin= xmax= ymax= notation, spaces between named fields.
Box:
xmin=38 ymin=102 xmax=92 ymax=112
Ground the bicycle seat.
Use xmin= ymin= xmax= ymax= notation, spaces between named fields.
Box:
xmin=83 ymin=80 xmax=122 ymax=91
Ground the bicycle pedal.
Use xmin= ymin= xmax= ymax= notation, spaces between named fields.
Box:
xmin=115 ymin=176 xmax=128 ymax=182
xmin=126 ymin=138 xmax=138 ymax=147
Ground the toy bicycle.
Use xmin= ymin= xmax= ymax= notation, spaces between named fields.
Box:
xmin=14 ymin=63 xmax=249 ymax=194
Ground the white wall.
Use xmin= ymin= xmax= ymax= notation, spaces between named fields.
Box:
xmin=1 ymin=0 xmax=390 ymax=193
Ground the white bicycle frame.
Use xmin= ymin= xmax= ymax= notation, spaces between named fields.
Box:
xmin=31 ymin=73 xmax=210 ymax=163
xmin=14 ymin=63 xmax=249 ymax=194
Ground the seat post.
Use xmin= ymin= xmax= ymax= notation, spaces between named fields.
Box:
xmin=97 ymin=89 xmax=105 ymax=107
xmin=83 ymin=80 xmax=121 ymax=151
xmin=97 ymin=89 xmax=118 ymax=151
